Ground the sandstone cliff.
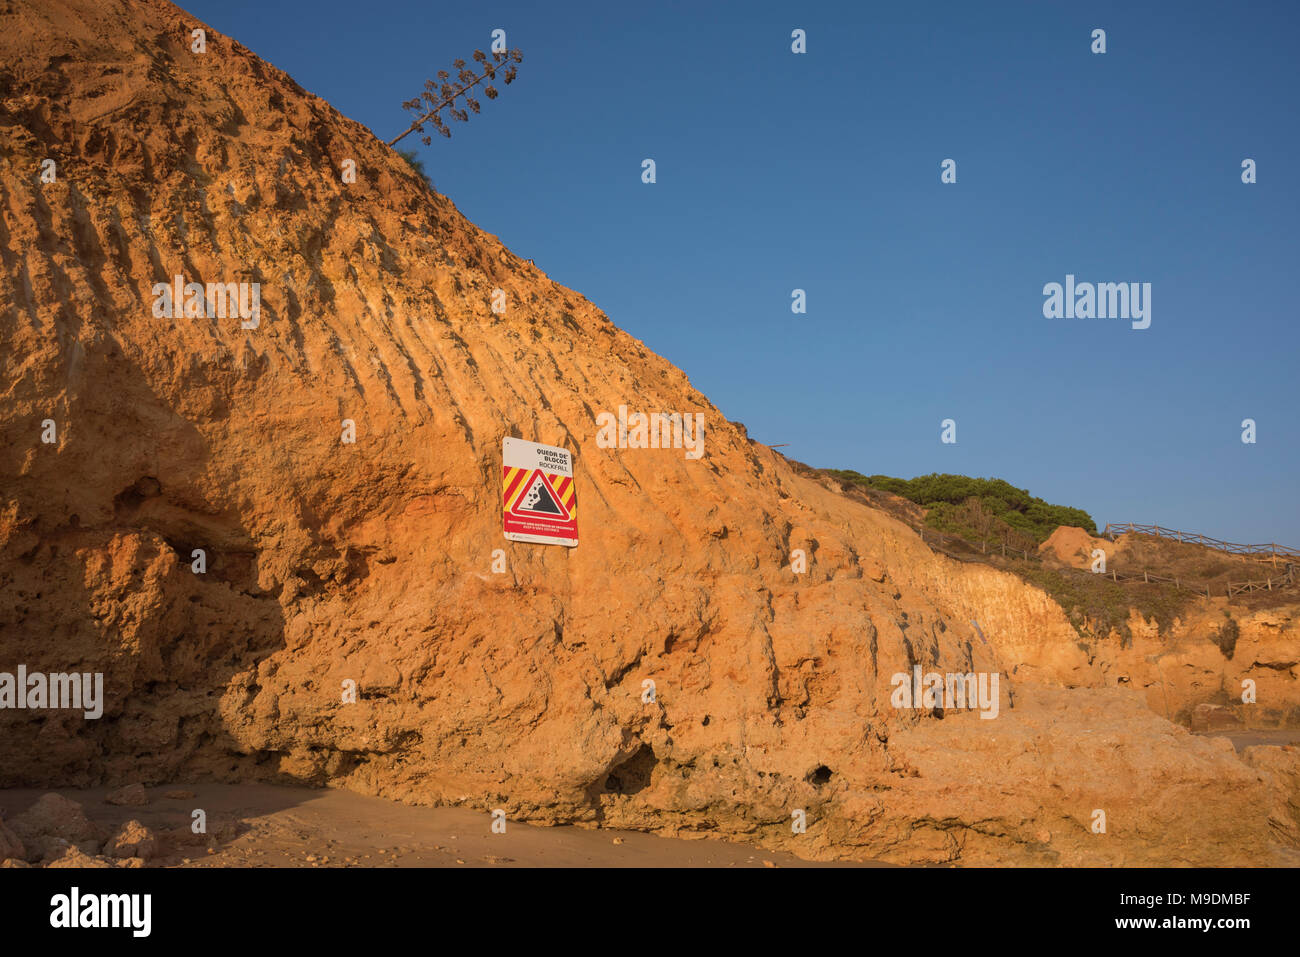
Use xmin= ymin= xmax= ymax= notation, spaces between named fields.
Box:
xmin=1 ymin=0 xmax=1297 ymax=865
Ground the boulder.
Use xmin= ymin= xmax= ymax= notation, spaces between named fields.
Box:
xmin=1191 ymin=703 xmax=1244 ymax=733
xmin=107 ymin=820 xmax=158 ymax=860
xmin=105 ymin=784 xmax=149 ymax=807
xmin=46 ymin=846 xmax=113 ymax=868
xmin=10 ymin=794 xmax=100 ymax=862
xmin=0 ymin=818 xmax=24 ymax=862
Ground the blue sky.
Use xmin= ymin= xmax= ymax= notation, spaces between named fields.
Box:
xmin=183 ymin=0 xmax=1299 ymax=544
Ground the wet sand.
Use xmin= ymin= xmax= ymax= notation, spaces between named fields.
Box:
xmin=0 ymin=784 xmax=881 ymax=867
xmin=1194 ymin=729 xmax=1300 ymax=751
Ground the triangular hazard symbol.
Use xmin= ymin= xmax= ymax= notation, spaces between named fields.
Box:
xmin=512 ymin=471 xmax=571 ymax=520
xmin=523 ymin=476 xmax=561 ymax=513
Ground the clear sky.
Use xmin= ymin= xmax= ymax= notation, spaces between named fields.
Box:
xmin=181 ymin=0 xmax=1299 ymax=544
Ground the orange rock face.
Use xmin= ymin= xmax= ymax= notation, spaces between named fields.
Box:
xmin=1 ymin=0 xmax=1297 ymax=865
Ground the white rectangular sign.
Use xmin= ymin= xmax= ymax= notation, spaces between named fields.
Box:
xmin=502 ymin=438 xmax=578 ymax=547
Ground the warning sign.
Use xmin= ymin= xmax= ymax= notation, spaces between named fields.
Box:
xmin=502 ymin=437 xmax=577 ymax=547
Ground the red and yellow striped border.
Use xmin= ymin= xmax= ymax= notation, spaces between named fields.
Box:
xmin=503 ymin=466 xmax=577 ymax=517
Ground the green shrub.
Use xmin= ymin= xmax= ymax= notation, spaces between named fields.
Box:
xmin=396 ymin=148 xmax=433 ymax=190
xmin=1018 ymin=566 xmax=1189 ymax=646
xmin=825 ymin=471 xmax=1097 ymax=544
xmin=1211 ymin=616 xmax=1239 ymax=659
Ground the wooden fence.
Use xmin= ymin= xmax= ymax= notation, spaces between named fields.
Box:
xmin=1102 ymin=523 xmax=1300 ymax=563
xmin=918 ymin=526 xmax=1297 ymax=599
xmin=918 ymin=528 xmax=1038 ymax=562
xmin=1085 ymin=565 xmax=1295 ymax=598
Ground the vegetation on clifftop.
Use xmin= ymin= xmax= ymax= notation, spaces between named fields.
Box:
xmin=396 ymin=149 xmax=433 ymax=190
xmin=826 ymin=471 xmax=1097 ymax=545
